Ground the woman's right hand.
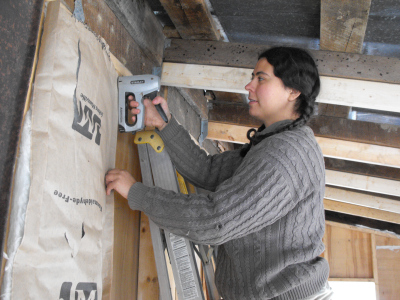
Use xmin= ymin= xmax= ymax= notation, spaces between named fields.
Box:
xmin=129 ymin=95 xmax=171 ymax=131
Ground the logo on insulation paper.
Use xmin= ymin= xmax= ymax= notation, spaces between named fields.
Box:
xmin=59 ymin=282 xmax=97 ymax=300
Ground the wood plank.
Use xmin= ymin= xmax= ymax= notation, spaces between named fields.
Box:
xmin=375 ymin=235 xmax=400 ymax=300
xmin=371 ymin=234 xmax=380 ymax=299
xmin=209 ymin=101 xmax=400 ymax=149
xmin=175 ymin=87 xmax=208 ymax=120
xmin=64 ymin=0 xmax=163 ymax=73
xmin=161 ymin=62 xmax=400 ymax=113
xmin=102 ymin=0 xmax=165 ymax=66
xmin=113 ymin=132 xmax=142 ymax=299
xmin=324 ymin=158 xmax=400 ymax=181
xmin=328 ymin=278 xmax=374 ymax=282
xmin=325 ymin=220 xmax=400 ymax=239
xmin=326 ymin=170 xmax=400 ymax=197
xmin=309 ymin=115 xmax=400 ymax=149
xmin=163 ymin=25 xmax=181 ymax=39
xmin=111 ymin=60 xmax=144 ymax=299
xmin=325 ymin=186 xmax=400 ymax=214
xmin=163 ymin=39 xmax=400 ymax=84
xmin=159 ymin=0 xmax=220 ymax=40
xmin=324 ymin=199 xmax=400 ymax=224
xmin=207 ymin=122 xmax=250 ymax=144
xmin=325 ymin=226 xmax=373 ymax=279
xmin=317 ymin=103 xmax=351 ymax=118
xmin=209 ymin=101 xmax=261 ymax=127
xmin=137 ymin=214 xmax=160 ymax=300
xmin=320 ymin=0 xmax=372 ymax=53
xmin=207 ymin=121 xmax=400 ymax=168
xmin=317 ymin=137 xmax=400 ymax=168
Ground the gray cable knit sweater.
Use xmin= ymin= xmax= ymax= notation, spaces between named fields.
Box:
xmin=128 ymin=116 xmax=329 ymax=300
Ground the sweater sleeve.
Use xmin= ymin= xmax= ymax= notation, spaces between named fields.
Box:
xmin=127 ymin=148 xmax=299 ymax=245
xmin=156 ymin=115 xmax=243 ymax=191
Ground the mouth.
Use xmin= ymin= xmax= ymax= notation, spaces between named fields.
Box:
xmin=248 ymin=98 xmax=258 ymax=104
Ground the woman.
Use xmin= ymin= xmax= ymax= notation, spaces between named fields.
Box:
xmin=106 ymin=47 xmax=332 ymax=300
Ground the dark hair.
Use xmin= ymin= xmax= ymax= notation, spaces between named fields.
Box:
xmin=240 ymin=46 xmax=320 ymax=157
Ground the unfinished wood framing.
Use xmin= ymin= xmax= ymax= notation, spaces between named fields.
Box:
xmin=326 ymin=170 xmax=400 ymax=197
xmin=163 ymin=39 xmax=400 ymax=84
xmin=324 ymin=225 xmax=374 ymax=279
xmin=161 ymin=62 xmax=400 ymax=113
xmin=323 ymin=221 xmax=400 ymax=300
xmin=320 ymin=0 xmax=372 ymax=53
xmin=102 ymin=0 xmax=165 ymax=66
xmin=208 ymin=101 xmax=400 ymax=149
xmin=324 ymin=199 xmax=400 ymax=224
xmin=159 ymin=0 xmax=220 ymax=40
xmin=309 ymin=116 xmax=400 ymax=149
xmin=325 ymin=186 xmax=400 ymax=214
xmin=374 ymin=235 xmax=400 ymax=299
xmin=316 ymin=137 xmax=400 ymax=168
xmin=207 ymin=121 xmax=400 ymax=167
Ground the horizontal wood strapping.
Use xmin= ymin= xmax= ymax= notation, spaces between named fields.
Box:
xmin=161 ymin=62 xmax=400 ymax=113
xmin=163 ymin=39 xmax=400 ymax=84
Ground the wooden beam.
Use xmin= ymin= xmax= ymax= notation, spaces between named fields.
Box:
xmin=328 ymin=278 xmax=374 ymax=282
xmin=207 ymin=122 xmax=250 ymax=144
xmin=324 ymin=157 xmax=400 ymax=182
xmin=163 ymin=39 xmax=400 ymax=84
xmin=175 ymin=87 xmax=208 ymax=120
xmin=325 ymin=186 xmax=400 ymax=214
xmin=309 ymin=115 xmax=400 ymax=149
xmin=325 ymin=226 xmax=373 ymax=278
xmin=159 ymin=0 xmax=220 ymax=40
xmin=320 ymin=0 xmax=372 ymax=53
xmin=207 ymin=121 xmax=400 ymax=168
xmin=161 ymin=62 xmax=400 ymax=113
xmin=102 ymin=0 xmax=165 ymax=66
xmin=209 ymin=102 xmax=400 ymax=149
xmin=374 ymin=235 xmax=400 ymax=299
xmin=325 ymin=220 xmax=400 ymax=239
xmin=316 ymin=137 xmax=400 ymax=168
xmin=326 ymin=170 xmax=400 ymax=197
xmin=371 ymin=234 xmax=380 ymax=299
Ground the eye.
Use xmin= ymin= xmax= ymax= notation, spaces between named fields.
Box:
xmin=258 ymin=76 xmax=265 ymax=82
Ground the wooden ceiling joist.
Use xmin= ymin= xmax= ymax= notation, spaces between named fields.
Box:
xmin=324 ymin=158 xmax=400 ymax=182
xmin=159 ymin=0 xmax=220 ymax=40
xmin=326 ymin=170 xmax=400 ymax=198
xmin=207 ymin=122 xmax=400 ymax=168
xmin=325 ymin=186 xmax=400 ymax=215
xmin=103 ymin=0 xmax=165 ymax=65
xmin=320 ymin=0 xmax=372 ymax=53
xmin=316 ymin=137 xmax=400 ymax=168
xmin=324 ymin=199 xmax=400 ymax=225
xmin=208 ymin=102 xmax=400 ymax=149
xmin=161 ymin=62 xmax=400 ymax=113
xmin=163 ymin=39 xmax=400 ymax=84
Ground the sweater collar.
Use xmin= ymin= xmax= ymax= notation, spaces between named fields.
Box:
xmin=256 ymin=119 xmax=293 ymax=137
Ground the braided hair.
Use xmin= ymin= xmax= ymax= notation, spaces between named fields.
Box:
xmin=240 ymin=47 xmax=320 ymax=157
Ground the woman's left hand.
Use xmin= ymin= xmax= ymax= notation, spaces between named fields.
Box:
xmin=105 ymin=169 xmax=136 ymax=199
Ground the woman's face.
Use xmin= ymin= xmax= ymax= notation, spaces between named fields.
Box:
xmin=245 ymin=58 xmax=299 ymax=127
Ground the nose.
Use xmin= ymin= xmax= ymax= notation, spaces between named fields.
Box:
xmin=245 ymin=80 xmax=254 ymax=92
xmin=244 ymin=80 xmax=253 ymax=92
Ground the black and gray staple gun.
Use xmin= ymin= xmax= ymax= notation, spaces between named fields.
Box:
xmin=117 ymin=75 xmax=168 ymax=133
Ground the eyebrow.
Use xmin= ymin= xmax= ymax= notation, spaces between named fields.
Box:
xmin=252 ymin=71 xmax=269 ymax=76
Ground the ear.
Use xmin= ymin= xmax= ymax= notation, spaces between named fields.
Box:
xmin=287 ymin=89 xmax=301 ymax=102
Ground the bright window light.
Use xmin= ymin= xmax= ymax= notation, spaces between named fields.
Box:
xmin=328 ymin=281 xmax=377 ymax=300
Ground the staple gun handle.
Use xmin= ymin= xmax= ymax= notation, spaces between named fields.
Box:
xmin=155 ymin=104 xmax=168 ymax=123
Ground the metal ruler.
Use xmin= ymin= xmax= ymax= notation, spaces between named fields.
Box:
xmin=135 ymin=131 xmax=220 ymax=300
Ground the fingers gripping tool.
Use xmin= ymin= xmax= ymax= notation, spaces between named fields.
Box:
xmin=118 ymin=75 xmax=168 ymax=133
